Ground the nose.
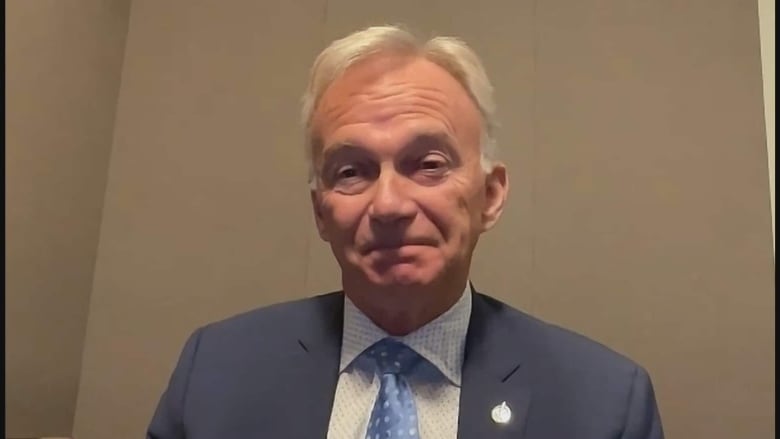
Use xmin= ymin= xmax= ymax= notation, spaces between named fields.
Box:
xmin=367 ymin=168 xmax=417 ymax=224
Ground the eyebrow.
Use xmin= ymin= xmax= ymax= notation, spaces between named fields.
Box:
xmin=319 ymin=142 xmax=365 ymax=166
xmin=321 ymin=131 xmax=457 ymax=162
xmin=407 ymin=132 xmax=456 ymax=150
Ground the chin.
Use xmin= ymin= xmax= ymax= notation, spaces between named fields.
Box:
xmin=364 ymin=261 xmax=443 ymax=289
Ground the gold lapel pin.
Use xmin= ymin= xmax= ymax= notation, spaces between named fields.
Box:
xmin=491 ymin=401 xmax=512 ymax=424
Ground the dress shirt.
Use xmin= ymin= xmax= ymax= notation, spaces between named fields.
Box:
xmin=327 ymin=284 xmax=472 ymax=439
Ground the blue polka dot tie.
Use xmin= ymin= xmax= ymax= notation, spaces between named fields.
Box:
xmin=364 ymin=338 xmax=423 ymax=439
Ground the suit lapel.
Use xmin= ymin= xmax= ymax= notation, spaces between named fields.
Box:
xmin=458 ymin=291 xmax=532 ymax=439
xmin=273 ymin=289 xmax=534 ymax=438
xmin=276 ymin=292 xmax=344 ymax=438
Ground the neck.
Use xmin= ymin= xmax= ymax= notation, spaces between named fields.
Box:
xmin=344 ymin=274 xmax=468 ymax=336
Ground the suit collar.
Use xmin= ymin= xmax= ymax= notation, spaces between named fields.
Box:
xmin=289 ymin=288 xmax=534 ymax=439
xmin=282 ymin=292 xmax=344 ymax=438
xmin=458 ymin=287 xmax=532 ymax=439
xmin=296 ymin=291 xmax=345 ymax=355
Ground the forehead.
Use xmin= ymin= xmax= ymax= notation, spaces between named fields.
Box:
xmin=311 ymin=54 xmax=482 ymax=153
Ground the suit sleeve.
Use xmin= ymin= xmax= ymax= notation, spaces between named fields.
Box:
xmin=147 ymin=328 xmax=203 ymax=439
xmin=620 ymin=365 xmax=665 ymax=439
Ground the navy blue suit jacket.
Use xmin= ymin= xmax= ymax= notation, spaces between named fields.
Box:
xmin=148 ymin=289 xmax=664 ymax=438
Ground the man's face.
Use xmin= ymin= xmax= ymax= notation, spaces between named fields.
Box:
xmin=310 ymin=54 xmax=507 ymax=291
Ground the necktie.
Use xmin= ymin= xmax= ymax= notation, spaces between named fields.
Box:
xmin=364 ymin=338 xmax=423 ymax=439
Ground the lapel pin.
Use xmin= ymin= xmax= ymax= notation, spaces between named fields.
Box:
xmin=491 ymin=401 xmax=512 ymax=424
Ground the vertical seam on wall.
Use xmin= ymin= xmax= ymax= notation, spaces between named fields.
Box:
xmin=302 ymin=0 xmax=331 ymax=294
xmin=757 ymin=0 xmax=774 ymax=256
xmin=530 ymin=0 xmax=539 ymax=311
xmin=71 ymin=0 xmax=136 ymax=435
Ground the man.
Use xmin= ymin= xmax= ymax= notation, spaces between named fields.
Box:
xmin=148 ymin=25 xmax=664 ymax=439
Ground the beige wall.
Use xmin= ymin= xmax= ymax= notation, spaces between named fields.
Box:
xmin=70 ymin=2 xmax=325 ymax=438
xmin=5 ymin=0 xmax=774 ymax=438
xmin=5 ymin=0 xmax=131 ymax=436
xmin=759 ymin=0 xmax=775 ymax=249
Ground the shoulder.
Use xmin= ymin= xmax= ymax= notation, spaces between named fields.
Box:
xmin=204 ymin=291 xmax=342 ymax=331
xmin=472 ymin=294 xmax=663 ymax=435
xmin=190 ymin=291 xmax=343 ymax=353
xmin=474 ymin=292 xmax=641 ymax=375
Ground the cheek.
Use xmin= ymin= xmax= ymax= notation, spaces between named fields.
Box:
xmin=322 ymin=196 xmax=368 ymax=241
xmin=422 ymin=178 xmax=484 ymax=236
xmin=457 ymin=175 xmax=488 ymax=227
xmin=417 ymin=195 xmax=472 ymax=242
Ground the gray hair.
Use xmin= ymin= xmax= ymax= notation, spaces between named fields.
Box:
xmin=302 ymin=25 xmax=499 ymax=185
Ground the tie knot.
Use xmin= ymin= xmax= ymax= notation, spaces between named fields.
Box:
xmin=363 ymin=338 xmax=422 ymax=375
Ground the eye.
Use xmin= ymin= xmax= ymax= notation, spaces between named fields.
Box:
xmin=418 ymin=154 xmax=449 ymax=173
xmin=336 ymin=165 xmax=359 ymax=179
xmin=421 ymin=159 xmax=444 ymax=170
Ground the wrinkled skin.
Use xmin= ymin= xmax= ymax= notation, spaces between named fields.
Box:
xmin=310 ymin=54 xmax=508 ymax=335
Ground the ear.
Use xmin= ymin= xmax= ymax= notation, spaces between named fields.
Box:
xmin=481 ymin=163 xmax=509 ymax=232
xmin=310 ymin=189 xmax=330 ymax=242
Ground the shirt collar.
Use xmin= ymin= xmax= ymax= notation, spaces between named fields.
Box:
xmin=339 ymin=283 xmax=472 ymax=386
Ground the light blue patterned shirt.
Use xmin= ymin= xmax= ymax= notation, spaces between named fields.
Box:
xmin=327 ymin=284 xmax=472 ymax=439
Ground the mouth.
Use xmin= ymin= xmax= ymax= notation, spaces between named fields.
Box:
xmin=362 ymin=240 xmax=435 ymax=254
